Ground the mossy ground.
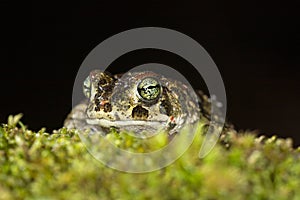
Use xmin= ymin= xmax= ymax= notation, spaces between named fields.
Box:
xmin=0 ymin=114 xmax=300 ymax=200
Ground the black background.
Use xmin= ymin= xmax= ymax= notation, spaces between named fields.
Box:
xmin=1 ymin=1 xmax=299 ymax=146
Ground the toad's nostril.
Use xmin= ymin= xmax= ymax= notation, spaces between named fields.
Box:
xmin=132 ymin=106 xmax=149 ymax=120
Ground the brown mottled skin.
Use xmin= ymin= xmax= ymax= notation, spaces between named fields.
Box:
xmin=65 ymin=70 xmax=233 ymax=136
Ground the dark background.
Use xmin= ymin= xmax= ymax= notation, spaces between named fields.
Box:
xmin=1 ymin=1 xmax=299 ymax=145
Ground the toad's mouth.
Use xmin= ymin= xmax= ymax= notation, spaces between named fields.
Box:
xmin=86 ymin=118 xmax=167 ymax=128
xmin=85 ymin=118 xmax=170 ymax=137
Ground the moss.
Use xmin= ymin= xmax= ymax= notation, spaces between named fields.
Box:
xmin=0 ymin=114 xmax=299 ymax=200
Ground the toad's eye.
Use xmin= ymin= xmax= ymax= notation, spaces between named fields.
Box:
xmin=83 ymin=76 xmax=91 ymax=98
xmin=137 ymin=77 xmax=161 ymax=102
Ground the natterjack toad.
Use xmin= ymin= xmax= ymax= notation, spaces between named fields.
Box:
xmin=64 ymin=70 xmax=222 ymax=136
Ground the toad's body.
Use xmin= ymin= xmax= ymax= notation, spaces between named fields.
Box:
xmin=65 ymin=70 xmax=216 ymax=135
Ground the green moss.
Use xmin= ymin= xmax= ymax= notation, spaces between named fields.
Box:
xmin=0 ymin=114 xmax=299 ymax=200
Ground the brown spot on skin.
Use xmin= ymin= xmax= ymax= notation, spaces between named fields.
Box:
xmin=94 ymin=92 xmax=102 ymax=99
xmin=132 ymin=106 xmax=149 ymax=120
xmin=103 ymin=103 xmax=112 ymax=112
xmin=95 ymin=106 xmax=100 ymax=112
xmin=160 ymin=100 xmax=172 ymax=116
xmin=95 ymin=99 xmax=100 ymax=106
